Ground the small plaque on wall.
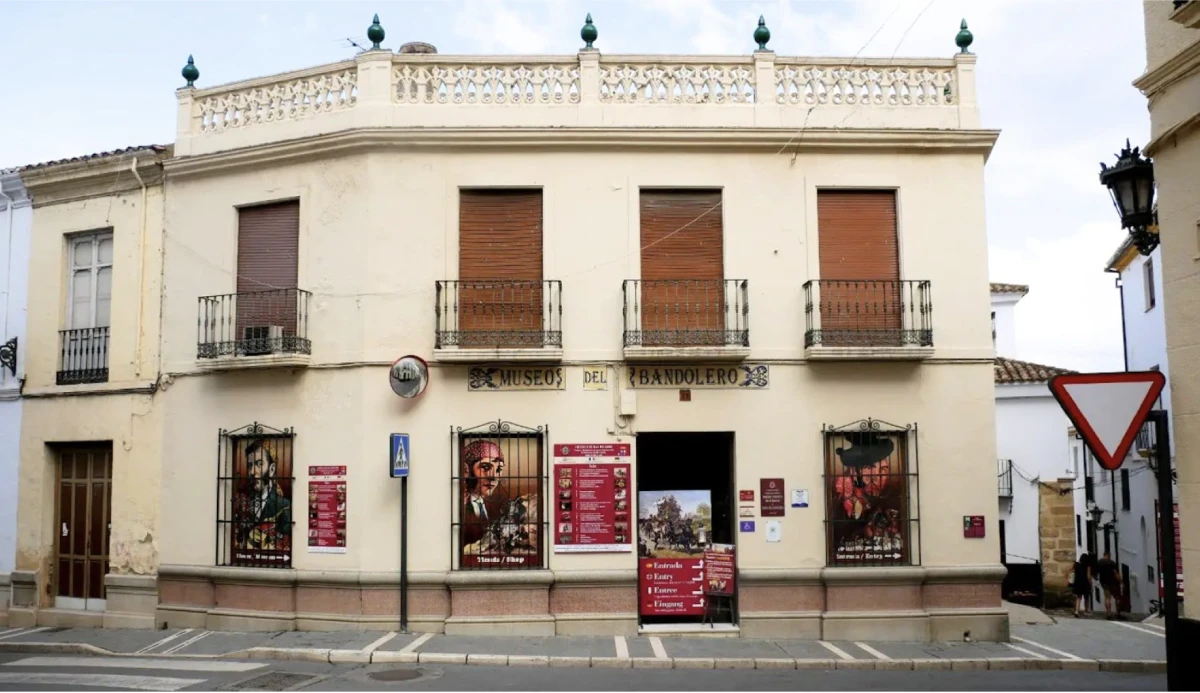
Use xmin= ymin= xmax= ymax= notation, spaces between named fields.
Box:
xmin=963 ymin=515 xmax=985 ymax=538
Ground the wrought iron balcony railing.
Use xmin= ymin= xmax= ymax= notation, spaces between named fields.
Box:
xmin=804 ymin=279 xmax=932 ymax=348
xmin=998 ymin=458 xmax=1013 ymax=498
xmin=57 ymin=327 xmax=109 ymax=385
xmin=197 ymin=288 xmax=311 ymax=359
xmin=435 ymin=280 xmax=562 ymax=349
xmin=623 ymin=279 xmax=749 ymax=348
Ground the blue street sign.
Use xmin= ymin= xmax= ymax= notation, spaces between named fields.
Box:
xmin=739 ymin=520 xmax=756 ymax=533
xmin=390 ymin=434 xmax=410 ymax=478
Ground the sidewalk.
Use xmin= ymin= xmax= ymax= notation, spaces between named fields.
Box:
xmin=0 ymin=624 xmax=1166 ymax=673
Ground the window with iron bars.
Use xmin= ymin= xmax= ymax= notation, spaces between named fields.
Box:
xmin=822 ymin=419 xmax=920 ymax=567
xmin=451 ymin=421 xmax=547 ymax=570
xmin=216 ymin=423 xmax=295 ymax=568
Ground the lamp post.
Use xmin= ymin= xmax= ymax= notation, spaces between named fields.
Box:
xmin=1099 ymin=140 xmax=1158 ymax=255
xmin=1099 ymin=141 xmax=1180 ymax=690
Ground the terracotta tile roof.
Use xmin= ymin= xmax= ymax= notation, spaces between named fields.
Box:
xmin=990 ymin=283 xmax=1029 ymax=295
xmin=13 ymin=145 xmax=170 ymax=172
xmin=995 ymin=356 xmax=1076 ymax=384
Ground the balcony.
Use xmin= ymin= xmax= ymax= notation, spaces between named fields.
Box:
xmin=434 ymin=280 xmax=563 ymax=363
xmin=57 ymin=327 xmax=109 ymax=385
xmin=622 ymin=279 xmax=749 ymax=361
xmin=197 ymin=289 xmax=311 ymax=371
xmin=1172 ymin=1 xmax=1200 ymax=28
xmin=803 ymin=280 xmax=933 ymax=361
xmin=998 ymin=459 xmax=1013 ymax=499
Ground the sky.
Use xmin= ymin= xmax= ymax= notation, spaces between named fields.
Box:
xmin=0 ymin=0 xmax=1152 ymax=372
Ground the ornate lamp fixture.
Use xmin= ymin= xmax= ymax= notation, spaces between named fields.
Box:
xmin=1099 ymin=140 xmax=1158 ymax=255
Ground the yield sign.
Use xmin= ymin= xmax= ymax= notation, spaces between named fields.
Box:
xmin=1048 ymin=371 xmax=1166 ymax=471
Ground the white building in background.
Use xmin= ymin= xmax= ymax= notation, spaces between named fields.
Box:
xmin=0 ymin=169 xmax=32 ymax=621
xmin=991 ymin=283 xmax=1076 ymax=605
xmin=1068 ymin=237 xmax=1177 ymax=615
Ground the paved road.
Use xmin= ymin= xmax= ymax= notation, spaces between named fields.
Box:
xmin=0 ymin=654 xmax=1167 ymax=691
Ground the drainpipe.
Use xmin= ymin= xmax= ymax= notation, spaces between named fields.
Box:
xmin=1 ymin=181 xmax=12 ymax=341
xmin=130 ymin=158 xmax=148 ymax=378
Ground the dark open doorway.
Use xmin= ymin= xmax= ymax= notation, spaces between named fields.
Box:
xmin=636 ymin=432 xmax=735 ymax=626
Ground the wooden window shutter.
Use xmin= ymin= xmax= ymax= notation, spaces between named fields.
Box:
xmin=816 ymin=191 xmax=901 ymax=344
xmin=236 ymin=200 xmax=300 ymax=336
xmin=457 ymin=190 xmax=544 ymax=345
xmin=638 ymin=190 xmax=725 ymax=345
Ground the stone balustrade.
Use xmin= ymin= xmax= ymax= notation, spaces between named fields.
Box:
xmin=174 ymin=50 xmax=978 ymax=157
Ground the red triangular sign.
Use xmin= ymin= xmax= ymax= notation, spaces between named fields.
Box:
xmin=1048 ymin=371 xmax=1166 ymax=471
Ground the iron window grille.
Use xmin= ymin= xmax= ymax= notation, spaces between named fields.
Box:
xmin=823 ymin=419 xmax=920 ymax=567
xmin=216 ymin=423 xmax=295 ymax=569
xmin=622 ymin=279 xmax=750 ymax=348
xmin=57 ymin=327 xmax=109 ymax=385
xmin=451 ymin=420 xmax=547 ymax=570
xmin=998 ymin=459 xmax=1013 ymax=498
xmin=804 ymin=280 xmax=933 ymax=348
xmin=435 ymin=280 xmax=563 ymax=349
xmin=197 ymin=289 xmax=311 ymax=359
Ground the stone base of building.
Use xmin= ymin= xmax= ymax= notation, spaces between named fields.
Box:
xmin=0 ymin=573 xmax=10 ymax=626
xmin=155 ymin=564 xmax=1007 ymax=640
xmin=5 ymin=570 xmax=158 ymax=630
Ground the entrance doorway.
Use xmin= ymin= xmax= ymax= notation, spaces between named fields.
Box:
xmin=636 ymin=432 xmax=735 ymax=626
xmin=54 ymin=444 xmax=112 ymax=611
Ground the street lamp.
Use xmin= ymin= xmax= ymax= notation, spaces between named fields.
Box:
xmin=1099 ymin=140 xmax=1158 ymax=255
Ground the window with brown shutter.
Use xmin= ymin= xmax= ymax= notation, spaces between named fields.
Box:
xmin=638 ymin=190 xmax=725 ymax=346
xmin=457 ymin=189 xmax=544 ymax=347
xmin=816 ymin=191 xmax=901 ymax=346
xmin=236 ymin=200 xmax=300 ymax=341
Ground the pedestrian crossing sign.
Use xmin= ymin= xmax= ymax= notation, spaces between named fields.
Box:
xmin=390 ymin=433 xmax=410 ymax=478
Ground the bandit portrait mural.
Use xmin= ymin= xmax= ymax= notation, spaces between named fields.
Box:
xmin=458 ymin=428 xmax=544 ymax=569
xmin=824 ymin=421 xmax=914 ymax=566
xmin=231 ymin=435 xmax=293 ymax=566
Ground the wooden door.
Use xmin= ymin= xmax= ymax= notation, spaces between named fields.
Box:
xmin=458 ymin=190 xmax=544 ymax=347
xmin=816 ymin=191 xmax=901 ymax=345
xmin=56 ymin=444 xmax=112 ymax=610
xmin=639 ymin=191 xmax=725 ymax=346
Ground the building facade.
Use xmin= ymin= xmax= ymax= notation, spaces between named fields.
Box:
xmin=7 ymin=147 xmax=170 ymax=629
xmin=990 ymin=283 xmax=1075 ymax=607
xmin=149 ymin=36 xmax=1004 ymax=641
xmin=0 ymin=169 xmax=32 ymax=624
xmin=1138 ymin=0 xmax=1197 ymax=623
xmin=1071 ymin=237 xmax=1178 ymax=615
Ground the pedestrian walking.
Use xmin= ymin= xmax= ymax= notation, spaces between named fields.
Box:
xmin=1068 ymin=552 xmax=1092 ymax=617
xmin=1096 ymin=551 xmax=1121 ymax=619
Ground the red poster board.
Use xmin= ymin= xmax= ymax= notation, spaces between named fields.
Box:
xmin=760 ymin=478 xmax=785 ymax=517
xmin=554 ymin=443 xmax=632 ymax=553
xmin=1156 ymin=501 xmax=1185 ymax=597
xmin=307 ymin=465 xmax=347 ymax=553
xmin=703 ymin=544 xmax=735 ymax=596
xmin=639 ymin=557 xmax=705 ymax=616
xmin=739 ymin=490 xmax=754 ymax=502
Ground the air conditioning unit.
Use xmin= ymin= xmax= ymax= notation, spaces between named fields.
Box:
xmin=242 ymin=325 xmax=284 ymax=356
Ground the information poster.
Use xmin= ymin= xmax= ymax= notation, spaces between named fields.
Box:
xmin=638 ymin=489 xmax=711 ymax=616
xmin=760 ymin=478 xmax=785 ymax=517
xmin=307 ymin=466 xmax=347 ymax=553
xmin=554 ymin=443 xmax=632 ymax=553
xmin=704 ymin=543 xmax=735 ymax=596
xmin=1156 ymin=501 xmax=1185 ymax=597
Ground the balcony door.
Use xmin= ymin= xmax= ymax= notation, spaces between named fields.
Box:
xmin=816 ymin=190 xmax=901 ymax=346
xmin=55 ymin=444 xmax=112 ymax=611
xmin=458 ymin=189 xmax=544 ymax=348
xmin=235 ymin=201 xmax=300 ymax=351
xmin=639 ymin=190 xmax=725 ymax=346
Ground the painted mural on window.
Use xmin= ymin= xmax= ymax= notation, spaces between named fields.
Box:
xmin=824 ymin=421 xmax=916 ymax=567
xmin=457 ymin=424 xmax=545 ymax=569
xmin=218 ymin=426 xmax=295 ymax=568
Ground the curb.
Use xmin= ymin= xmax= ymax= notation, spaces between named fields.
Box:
xmin=0 ymin=641 xmax=1168 ymax=673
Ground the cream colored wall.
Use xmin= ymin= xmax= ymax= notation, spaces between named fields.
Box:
xmin=161 ymin=149 xmax=993 ymax=370
xmin=158 ymin=146 xmax=998 ymax=573
xmin=1144 ymin=0 xmax=1200 ymax=619
xmin=16 ymin=394 xmax=163 ymax=580
xmin=24 ymin=188 xmax=164 ymax=389
xmin=16 ymin=184 xmax=166 ymax=593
